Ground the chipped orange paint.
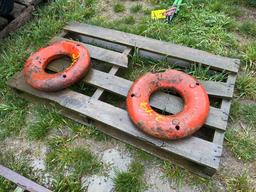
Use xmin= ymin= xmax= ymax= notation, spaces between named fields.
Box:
xmin=126 ymin=69 xmax=210 ymax=140
xmin=155 ymin=114 xmax=164 ymax=122
xmin=140 ymin=102 xmax=153 ymax=115
xmin=23 ymin=41 xmax=91 ymax=92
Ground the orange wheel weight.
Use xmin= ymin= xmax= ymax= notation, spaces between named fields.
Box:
xmin=126 ymin=70 xmax=210 ymax=140
xmin=23 ymin=40 xmax=91 ymax=92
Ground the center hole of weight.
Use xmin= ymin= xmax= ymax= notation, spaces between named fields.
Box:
xmin=45 ymin=55 xmax=72 ymax=74
xmin=149 ymin=88 xmax=184 ymax=116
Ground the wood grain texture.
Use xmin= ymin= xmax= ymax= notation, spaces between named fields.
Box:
xmin=0 ymin=165 xmax=51 ymax=192
xmin=64 ymin=23 xmax=240 ymax=72
xmin=92 ymin=66 xmax=120 ymax=99
xmin=8 ymin=72 xmax=222 ymax=170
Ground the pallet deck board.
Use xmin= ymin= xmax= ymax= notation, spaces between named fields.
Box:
xmin=64 ymin=23 xmax=240 ymax=73
xmin=8 ymin=72 xmax=222 ymax=169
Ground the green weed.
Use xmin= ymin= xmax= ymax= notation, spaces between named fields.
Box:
xmin=114 ymin=162 xmax=146 ymax=192
xmin=162 ymin=162 xmax=186 ymax=188
xmin=130 ymin=4 xmax=143 ymax=13
xmin=46 ymin=136 xmax=101 ymax=176
xmin=225 ymin=127 xmax=256 ymax=161
xmin=26 ymin=105 xmax=65 ymax=140
xmin=209 ymin=1 xmax=243 ymax=17
xmin=230 ymin=101 xmax=256 ymax=126
xmin=126 ymin=144 xmax=154 ymax=161
xmin=227 ymin=102 xmax=256 ymax=161
xmin=239 ymin=20 xmax=256 ymax=37
xmin=236 ymin=71 xmax=256 ymax=99
xmin=185 ymin=64 xmax=228 ymax=82
xmin=243 ymin=42 xmax=256 ymax=70
xmin=123 ymin=16 xmax=136 ymax=25
xmin=0 ymin=94 xmax=27 ymax=140
xmin=52 ymin=175 xmax=83 ymax=192
xmin=226 ymin=172 xmax=254 ymax=192
xmin=113 ymin=3 xmax=126 ymax=13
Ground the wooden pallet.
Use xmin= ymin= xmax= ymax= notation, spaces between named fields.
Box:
xmin=0 ymin=165 xmax=51 ymax=192
xmin=0 ymin=0 xmax=44 ymax=39
xmin=8 ymin=23 xmax=240 ymax=177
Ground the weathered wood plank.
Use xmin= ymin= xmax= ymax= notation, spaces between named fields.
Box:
xmin=0 ymin=165 xmax=51 ymax=192
xmin=92 ymin=66 xmax=119 ymax=99
xmin=64 ymin=23 xmax=240 ymax=73
xmin=0 ymin=6 xmax=34 ymax=39
xmin=15 ymin=0 xmax=43 ymax=6
xmin=52 ymin=37 xmax=128 ymax=68
xmin=213 ymin=74 xmax=237 ymax=145
xmin=8 ymin=72 xmax=222 ymax=170
xmin=76 ymin=35 xmax=128 ymax=53
xmin=0 ymin=17 xmax=8 ymax=30
xmin=47 ymin=60 xmax=228 ymax=131
xmin=10 ymin=3 xmax=26 ymax=18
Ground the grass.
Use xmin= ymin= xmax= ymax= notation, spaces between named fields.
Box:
xmin=225 ymin=127 xmax=256 ymax=161
xmin=227 ymin=102 xmax=256 ymax=161
xmin=114 ymin=162 xmax=146 ymax=192
xmin=0 ymin=95 xmax=27 ymax=140
xmin=113 ymin=2 xmax=126 ymax=13
xmin=243 ymin=42 xmax=256 ymax=70
xmin=239 ymin=20 xmax=256 ymax=37
xmin=122 ymin=15 xmax=136 ymax=25
xmin=226 ymin=172 xmax=254 ymax=192
xmin=126 ymin=144 xmax=155 ymax=161
xmin=46 ymin=136 xmax=101 ymax=176
xmin=230 ymin=101 xmax=256 ymax=126
xmin=130 ymin=4 xmax=143 ymax=13
xmin=162 ymin=162 xmax=186 ymax=188
xmin=26 ymin=105 xmax=65 ymax=140
xmin=236 ymin=70 xmax=256 ymax=99
xmin=162 ymin=162 xmax=216 ymax=190
xmin=52 ymin=175 xmax=83 ymax=192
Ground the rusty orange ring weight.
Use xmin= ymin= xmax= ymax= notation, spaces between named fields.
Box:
xmin=127 ymin=70 xmax=210 ymax=140
xmin=23 ymin=41 xmax=91 ymax=92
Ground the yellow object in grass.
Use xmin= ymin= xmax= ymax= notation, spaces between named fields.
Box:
xmin=151 ymin=9 xmax=166 ymax=19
